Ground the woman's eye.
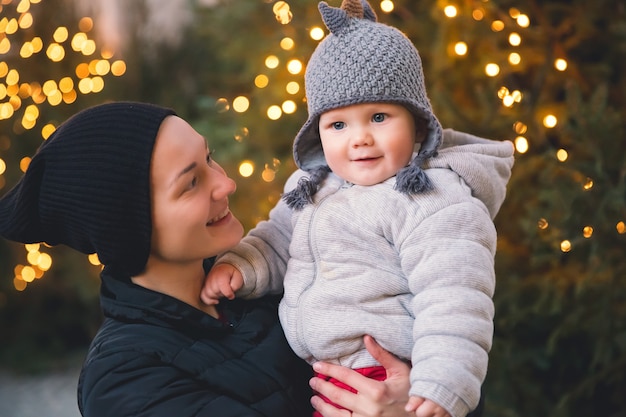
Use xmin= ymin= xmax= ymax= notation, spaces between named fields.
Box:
xmin=206 ymin=149 xmax=215 ymax=166
xmin=332 ymin=121 xmax=345 ymax=130
xmin=188 ymin=177 xmax=198 ymax=190
xmin=372 ymin=113 xmax=386 ymax=123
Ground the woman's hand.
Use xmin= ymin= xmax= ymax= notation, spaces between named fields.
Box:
xmin=309 ymin=335 xmax=413 ymax=417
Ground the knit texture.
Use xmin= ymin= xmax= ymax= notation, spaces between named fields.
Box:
xmin=293 ymin=0 xmax=442 ymax=173
xmin=0 ymin=102 xmax=175 ymax=276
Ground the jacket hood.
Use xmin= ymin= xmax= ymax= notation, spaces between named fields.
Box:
xmin=425 ymin=129 xmax=515 ymax=219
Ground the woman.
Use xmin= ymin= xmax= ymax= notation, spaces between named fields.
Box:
xmin=0 ymin=102 xmax=413 ymax=417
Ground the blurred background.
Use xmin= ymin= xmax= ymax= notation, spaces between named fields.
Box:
xmin=0 ymin=0 xmax=624 ymax=416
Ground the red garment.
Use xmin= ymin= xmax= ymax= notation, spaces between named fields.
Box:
xmin=312 ymin=365 xmax=387 ymax=417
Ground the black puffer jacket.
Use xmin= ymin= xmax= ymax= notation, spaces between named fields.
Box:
xmin=78 ymin=264 xmax=312 ymax=417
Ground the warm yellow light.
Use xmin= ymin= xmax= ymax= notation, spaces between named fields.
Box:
xmin=0 ymin=158 xmax=5 ymax=175
xmin=47 ymin=89 xmax=63 ymax=105
xmin=42 ymin=123 xmax=56 ymax=139
xmin=508 ymin=32 xmax=521 ymax=46
xmin=78 ymin=77 xmax=93 ymax=94
xmin=273 ymin=1 xmax=292 ymax=24
xmin=27 ymin=250 xmax=41 ymax=265
xmin=380 ymin=0 xmax=394 ymax=13
xmin=6 ymin=69 xmax=19 ymax=85
xmin=53 ymin=26 xmax=69 ymax=43
xmin=239 ymin=160 xmax=255 ymax=178
xmin=491 ymin=20 xmax=505 ymax=32
xmin=59 ymin=77 xmax=74 ymax=93
xmin=265 ymin=55 xmax=279 ymax=69
xmin=76 ymin=62 xmax=90 ymax=78
xmin=42 ymin=80 xmax=58 ymax=96
xmin=282 ymin=100 xmax=296 ymax=114
xmin=79 ymin=17 xmax=93 ymax=32
xmin=215 ymin=97 xmax=230 ymax=113
xmin=583 ymin=178 xmax=594 ymax=190
xmin=22 ymin=266 xmax=36 ymax=282
xmin=516 ymin=14 xmax=530 ymax=28
xmin=560 ymin=240 xmax=571 ymax=253
xmin=287 ymin=59 xmax=303 ymax=75
xmin=617 ymin=221 xmax=626 ymax=234
xmin=280 ymin=37 xmax=294 ymax=50
xmin=0 ymin=103 xmax=14 ymax=120
xmin=0 ymin=38 xmax=10 ymax=55
xmin=543 ymin=114 xmax=557 ymax=128
xmin=556 ymin=148 xmax=568 ymax=162
xmin=111 ymin=60 xmax=126 ymax=76
xmin=267 ymin=105 xmax=282 ymax=120
xmin=31 ymin=37 xmax=43 ymax=53
xmin=16 ymin=0 xmax=30 ymax=13
xmin=582 ymin=226 xmax=593 ymax=238
xmin=18 ymin=12 xmax=33 ymax=29
xmin=46 ymin=43 xmax=65 ymax=62
xmin=454 ymin=42 xmax=468 ymax=56
xmin=4 ymin=18 xmax=18 ymax=34
xmin=255 ymin=74 xmax=269 ymax=88
xmin=262 ymin=165 xmax=276 ymax=182
xmin=514 ymin=136 xmax=528 ymax=153
xmin=71 ymin=33 xmax=88 ymax=51
xmin=555 ymin=58 xmax=567 ymax=71
xmin=233 ymin=96 xmax=250 ymax=113
xmin=88 ymin=253 xmax=101 ymax=266
xmin=0 ymin=62 xmax=8 ymax=78
xmin=101 ymin=48 xmax=114 ymax=59
xmin=472 ymin=9 xmax=484 ymax=20
xmin=63 ymin=89 xmax=77 ymax=103
xmin=20 ymin=41 xmax=34 ymax=58
xmin=81 ymin=39 xmax=96 ymax=55
xmin=95 ymin=60 xmax=111 ymax=75
xmin=538 ymin=218 xmax=549 ymax=230
xmin=310 ymin=26 xmax=325 ymax=41
xmin=286 ymin=81 xmax=300 ymax=95
xmin=444 ymin=5 xmax=457 ymax=17
xmin=23 ymin=104 xmax=38 ymax=122
xmin=234 ymin=127 xmax=249 ymax=142
xmin=91 ymin=76 xmax=104 ymax=93
xmin=485 ymin=63 xmax=500 ymax=77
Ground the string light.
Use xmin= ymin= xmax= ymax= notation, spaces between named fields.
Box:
xmin=232 ymin=96 xmax=250 ymax=113
xmin=239 ymin=160 xmax=255 ymax=177
xmin=0 ymin=0 xmax=125 ymax=289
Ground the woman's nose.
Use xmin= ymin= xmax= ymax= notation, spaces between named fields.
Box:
xmin=210 ymin=168 xmax=237 ymax=200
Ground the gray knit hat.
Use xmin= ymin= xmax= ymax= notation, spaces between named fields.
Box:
xmin=284 ymin=0 xmax=442 ymax=209
xmin=0 ymin=102 xmax=175 ymax=277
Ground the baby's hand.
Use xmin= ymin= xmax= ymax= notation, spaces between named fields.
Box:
xmin=405 ymin=396 xmax=450 ymax=417
xmin=201 ymin=263 xmax=243 ymax=305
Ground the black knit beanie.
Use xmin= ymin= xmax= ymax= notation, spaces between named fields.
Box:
xmin=0 ymin=101 xmax=176 ymax=277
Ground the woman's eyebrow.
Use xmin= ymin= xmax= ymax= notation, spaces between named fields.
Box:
xmin=171 ymin=162 xmax=197 ymax=187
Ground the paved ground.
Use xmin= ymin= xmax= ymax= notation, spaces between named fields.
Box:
xmin=0 ymin=362 xmax=82 ymax=417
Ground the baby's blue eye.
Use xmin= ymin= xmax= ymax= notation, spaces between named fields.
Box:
xmin=332 ymin=121 xmax=345 ymax=130
xmin=372 ymin=113 xmax=386 ymax=123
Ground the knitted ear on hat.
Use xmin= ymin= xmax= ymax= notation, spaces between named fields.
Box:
xmin=0 ymin=102 xmax=175 ymax=277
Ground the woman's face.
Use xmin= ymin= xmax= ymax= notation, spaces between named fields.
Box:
xmin=149 ymin=115 xmax=243 ymax=264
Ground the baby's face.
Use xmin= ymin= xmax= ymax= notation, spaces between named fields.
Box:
xmin=318 ymin=103 xmax=417 ymax=186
